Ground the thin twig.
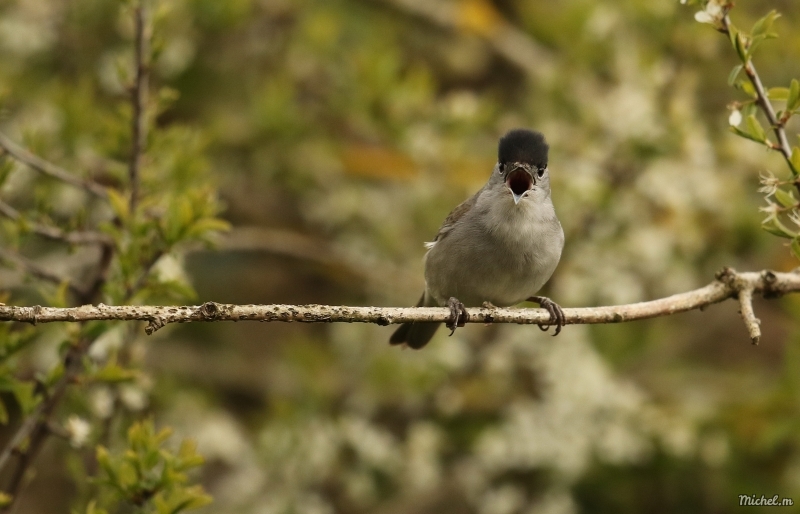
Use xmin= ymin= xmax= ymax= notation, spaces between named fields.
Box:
xmin=737 ymin=288 xmax=761 ymax=344
xmin=0 ymin=132 xmax=108 ymax=199
xmin=0 ymin=267 xmax=793 ymax=343
xmin=203 ymin=226 xmax=420 ymax=296
xmin=80 ymin=242 xmax=115 ymax=306
xmin=0 ymin=198 xmax=111 ymax=245
xmin=129 ymin=1 xmax=149 ymax=214
xmin=0 ymin=247 xmax=87 ymax=298
xmin=0 ymin=402 xmax=47 ymax=475
xmin=378 ymin=0 xmax=554 ymax=81
xmin=0 ymin=346 xmax=81 ymax=513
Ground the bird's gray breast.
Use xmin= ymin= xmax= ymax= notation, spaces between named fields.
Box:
xmin=424 ymin=194 xmax=563 ymax=307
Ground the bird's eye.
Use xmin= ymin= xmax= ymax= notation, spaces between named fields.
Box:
xmin=537 ymin=166 xmax=546 ymax=177
xmin=498 ymin=164 xmax=505 ymax=174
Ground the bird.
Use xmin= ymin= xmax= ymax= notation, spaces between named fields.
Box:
xmin=389 ymin=129 xmax=565 ymax=349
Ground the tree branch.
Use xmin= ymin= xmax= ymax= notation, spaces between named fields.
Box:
xmin=379 ymin=0 xmax=554 ymax=81
xmin=203 ymin=226 xmax=420 ymax=296
xmin=128 ymin=0 xmax=149 ymax=213
xmin=736 ymin=287 xmax=761 ymax=344
xmin=0 ymin=345 xmax=81 ymax=512
xmin=719 ymin=14 xmax=798 ymax=177
xmin=0 ymin=132 xmax=108 ymax=199
xmin=0 ymin=198 xmax=111 ymax=245
xmin=0 ymin=247 xmax=88 ymax=298
xmin=0 ymin=267 xmax=793 ymax=342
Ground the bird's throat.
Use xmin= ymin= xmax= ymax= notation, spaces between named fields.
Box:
xmin=506 ymin=168 xmax=533 ymax=204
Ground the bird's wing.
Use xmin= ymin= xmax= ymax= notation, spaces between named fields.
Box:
xmin=426 ymin=188 xmax=481 ymax=247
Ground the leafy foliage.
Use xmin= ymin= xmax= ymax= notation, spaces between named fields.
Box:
xmin=0 ymin=0 xmax=226 ymax=511
xmin=692 ymin=1 xmax=800 ymax=258
xmin=90 ymin=420 xmax=210 ymax=514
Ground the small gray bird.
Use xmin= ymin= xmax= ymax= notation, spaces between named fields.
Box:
xmin=390 ymin=129 xmax=565 ymax=349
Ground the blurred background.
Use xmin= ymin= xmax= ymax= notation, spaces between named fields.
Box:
xmin=1 ymin=0 xmax=800 ymax=512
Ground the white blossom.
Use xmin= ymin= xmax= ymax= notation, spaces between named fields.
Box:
xmin=694 ymin=11 xmax=714 ymax=24
xmin=120 ymin=384 xmax=148 ymax=411
xmin=694 ymin=1 xmax=723 ymax=24
xmin=705 ymin=1 xmax=723 ymax=17
xmin=758 ymin=171 xmax=779 ymax=196
xmin=759 ymin=200 xmax=781 ymax=219
xmin=788 ymin=210 xmax=800 ymax=229
xmin=90 ymin=387 xmax=114 ymax=419
xmin=65 ymin=416 xmax=91 ymax=448
xmin=728 ymin=109 xmax=742 ymax=127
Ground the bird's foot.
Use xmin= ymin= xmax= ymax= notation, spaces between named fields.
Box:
xmin=446 ymin=297 xmax=469 ymax=336
xmin=527 ymin=296 xmax=565 ymax=336
xmin=481 ymin=301 xmax=497 ymax=309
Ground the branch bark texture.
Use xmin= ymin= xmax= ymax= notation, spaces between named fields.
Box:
xmin=0 ymin=268 xmax=794 ymax=344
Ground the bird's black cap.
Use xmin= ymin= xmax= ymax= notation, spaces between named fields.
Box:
xmin=498 ymin=129 xmax=548 ymax=167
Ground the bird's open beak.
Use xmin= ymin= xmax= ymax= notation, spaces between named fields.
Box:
xmin=506 ymin=166 xmax=534 ymax=205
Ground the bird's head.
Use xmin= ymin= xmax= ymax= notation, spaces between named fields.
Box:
xmin=493 ymin=129 xmax=550 ymax=205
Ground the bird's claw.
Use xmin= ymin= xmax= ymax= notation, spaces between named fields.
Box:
xmin=445 ymin=297 xmax=468 ymax=336
xmin=527 ymin=296 xmax=565 ymax=336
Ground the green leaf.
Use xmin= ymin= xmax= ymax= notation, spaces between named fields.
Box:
xmin=11 ymin=381 xmax=39 ymax=415
xmin=774 ymin=188 xmax=796 ymax=208
xmin=746 ymin=114 xmax=767 ymax=142
xmin=107 ymin=189 xmax=129 ymax=224
xmin=186 ymin=218 xmax=231 ymax=240
xmin=730 ymin=126 xmax=765 ymax=144
xmin=734 ymin=32 xmax=748 ymax=62
xmin=752 ymin=10 xmax=780 ymax=38
xmin=735 ymin=79 xmax=757 ymax=98
xmin=177 ymin=440 xmax=204 ymax=469
xmin=788 ymin=79 xmax=800 ymax=112
xmin=728 ymin=64 xmax=743 ymax=87
xmin=92 ymin=362 xmax=138 ymax=383
xmin=768 ymin=87 xmax=790 ymax=101
xmin=96 ymin=446 xmax=117 ymax=482
xmin=747 ymin=36 xmax=769 ymax=60
xmin=727 ymin=23 xmax=739 ymax=49
xmin=791 ymin=147 xmax=800 ymax=176
xmin=763 ymin=217 xmax=797 ymax=239
xmin=791 ymin=238 xmax=800 ymax=260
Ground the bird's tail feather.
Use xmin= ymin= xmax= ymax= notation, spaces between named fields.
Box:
xmin=389 ymin=291 xmax=441 ymax=349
